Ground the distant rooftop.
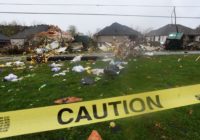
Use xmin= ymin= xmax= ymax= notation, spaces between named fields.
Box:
xmin=147 ymin=24 xmax=196 ymax=36
xmin=0 ymin=33 xmax=9 ymax=41
xmin=11 ymin=25 xmax=49 ymax=39
xmin=96 ymin=22 xmax=141 ymax=36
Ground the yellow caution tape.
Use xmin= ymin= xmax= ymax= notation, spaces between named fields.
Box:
xmin=1 ymin=84 xmax=200 ymax=138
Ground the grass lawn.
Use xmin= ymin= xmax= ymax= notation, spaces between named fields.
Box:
xmin=1 ymin=55 xmax=200 ymax=139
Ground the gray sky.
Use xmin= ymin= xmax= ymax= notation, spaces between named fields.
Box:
xmin=0 ymin=0 xmax=200 ymax=34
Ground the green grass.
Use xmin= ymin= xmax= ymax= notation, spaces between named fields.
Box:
xmin=1 ymin=55 xmax=200 ymax=139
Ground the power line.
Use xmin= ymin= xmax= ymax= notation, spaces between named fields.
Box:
xmin=0 ymin=11 xmax=200 ymax=19
xmin=0 ymin=3 xmax=200 ymax=8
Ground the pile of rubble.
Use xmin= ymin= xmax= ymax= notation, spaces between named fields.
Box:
xmin=98 ymin=40 xmax=162 ymax=58
xmin=29 ymin=26 xmax=88 ymax=63
xmin=31 ymin=25 xmax=73 ymax=54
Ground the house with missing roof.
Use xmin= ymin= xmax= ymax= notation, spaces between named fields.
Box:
xmin=146 ymin=24 xmax=196 ymax=44
xmin=10 ymin=25 xmax=49 ymax=48
xmin=95 ymin=22 xmax=141 ymax=45
xmin=0 ymin=33 xmax=10 ymax=48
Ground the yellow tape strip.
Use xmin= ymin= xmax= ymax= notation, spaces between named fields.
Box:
xmin=1 ymin=84 xmax=200 ymax=138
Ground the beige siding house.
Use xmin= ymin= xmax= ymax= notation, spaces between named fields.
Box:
xmin=95 ymin=22 xmax=141 ymax=45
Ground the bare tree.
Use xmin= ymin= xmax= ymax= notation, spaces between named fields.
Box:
xmin=142 ymin=27 xmax=153 ymax=36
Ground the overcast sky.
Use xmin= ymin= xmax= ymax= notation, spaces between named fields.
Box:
xmin=0 ymin=0 xmax=200 ymax=34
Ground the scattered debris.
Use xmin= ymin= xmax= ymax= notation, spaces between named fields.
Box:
xmin=102 ymin=58 xmax=113 ymax=62
xmin=55 ymin=47 xmax=67 ymax=53
xmin=5 ymin=62 xmax=12 ymax=67
xmin=53 ymin=70 xmax=67 ymax=77
xmin=51 ymin=67 xmax=61 ymax=72
xmin=71 ymin=55 xmax=82 ymax=63
xmin=72 ymin=65 xmax=85 ymax=73
xmin=195 ymin=56 xmax=200 ymax=62
xmin=70 ymin=42 xmax=83 ymax=52
xmin=91 ymin=69 xmax=104 ymax=76
xmin=109 ymin=121 xmax=116 ymax=128
xmin=177 ymin=58 xmax=182 ymax=62
xmin=104 ymin=65 xmax=120 ymax=76
xmin=13 ymin=61 xmax=25 ymax=67
xmin=81 ymin=77 xmax=95 ymax=85
xmin=144 ymin=52 xmax=154 ymax=56
xmin=54 ymin=97 xmax=82 ymax=104
xmin=50 ymin=63 xmax=63 ymax=68
xmin=38 ymin=84 xmax=47 ymax=91
xmin=188 ymin=109 xmax=193 ymax=115
xmin=29 ymin=66 xmax=34 ymax=69
xmin=62 ymin=79 xmax=66 ymax=81
xmin=109 ymin=121 xmax=121 ymax=133
xmin=3 ymin=74 xmax=22 ymax=82
xmin=95 ymin=77 xmax=101 ymax=82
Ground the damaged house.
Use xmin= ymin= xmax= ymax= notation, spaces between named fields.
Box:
xmin=95 ymin=22 xmax=141 ymax=45
xmin=0 ymin=33 xmax=10 ymax=49
xmin=10 ymin=25 xmax=49 ymax=48
xmin=146 ymin=24 xmax=196 ymax=44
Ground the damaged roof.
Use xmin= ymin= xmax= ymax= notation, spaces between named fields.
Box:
xmin=11 ymin=25 xmax=49 ymax=39
xmin=147 ymin=24 xmax=196 ymax=36
xmin=96 ymin=22 xmax=141 ymax=36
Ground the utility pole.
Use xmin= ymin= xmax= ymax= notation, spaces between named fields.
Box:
xmin=174 ymin=6 xmax=178 ymax=32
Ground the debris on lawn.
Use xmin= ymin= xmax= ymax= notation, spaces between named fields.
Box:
xmin=102 ymin=58 xmax=113 ymax=62
xmin=144 ymin=52 xmax=154 ymax=56
xmin=30 ymin=54 xmax=48 ymax=64
xmin=72 ymin=65 xmax=85 ymax=73
xmin=109 ymin=121 xmax=121 ymax=133
xmin=51 ymin=67 xmax=61 ymax=72
xmin=104 ymin=65 xmax=120 ymax=76
xmin=62 ymin=79 xmax=66 ymax=81
xmin=109 ymin=60 xmax=128 ymax=66
xmin=188 ymin=109 xmax=193 ymax=115
xmin=13 ymin=66 xmax=26 ymax=70
xmin=50 ymin=63 xmax=63 ymax=68
xmin=87 ymin=130 xmax=102 ymax=140
xmin=71 ymin=55 xmax=82 ymax=63
xmin=52 ymin=70 xmax=68 ymax=77
xmin=177 ymin=58 xmax=182 ymax=62
xmin=13 ymin=61 xmax=25 ymax=67
xmin=154 ymin=122 xmax=165 ymax=130
xmin=95 ymin=76 xmax=101 ymax=82
xmin=0 ymin=61 xmax=26 ymax=68
xmin=29 ymin=66 xmax=34 ymax=69
xmin=3 ymin=73 xmax=22 ymax=82
xmin=109 ymin=121 xmax=116 ymax=128
xmin=5 ymin=62 xmax=12 ymax=67
xmin=81 ymin=77 xmax=95 ymax=85
xmin=91 ymin=69 xmax=104 ymax=76
xmin=195 ymin=56 xmax=200 ymax=62
xmin=38 ymin=84 xmax=47 ymax=91
xmin=54 ymin=96 xmax=82 ymax=104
